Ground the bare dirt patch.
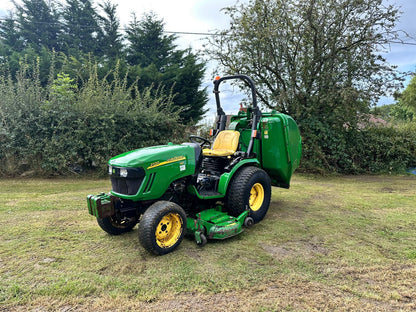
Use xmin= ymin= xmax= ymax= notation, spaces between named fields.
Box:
xmin=262 ymin=239 xmax=329 ymax=260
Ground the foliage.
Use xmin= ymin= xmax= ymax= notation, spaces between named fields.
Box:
xmin=60 ymin=0 xmax=101 ymax=56
xmin=399 ymin=74 xmax=416 ymax=112
xmin=125 ymin=12 xmax=176 ymax=70
xmin=208 ymin=0 xmax=402 ymax=118
xmin=0 ymin=60 xmax=185 ymax=176
xmin=370 ymin=74 xmax=416 ymax=123
xmin=126 ymin=12 xmax=208 ymax=123
xmin=347 ymin=124 xmax=416 ymax=173
xmin=207 ymin=0 xmax=409 ymax=173
xmin=371 ymin=102 xmax=414 ymax=122
xmin=1 ymin=0 xmax=412 ymax=174
xmin=300 ymin=120 xmax=416 ymax=174
xmin=97 ymin=0 xmax=123 ymax=63
xmin=13 ymin=0 xmax=61 ymax=52
xmin=392 ymin=73 xmax=416 ymax=121
xmin=0 ymin=2 xmax=208 ymax=123
xmin=0 ymin=11 xmax=23 ymax=51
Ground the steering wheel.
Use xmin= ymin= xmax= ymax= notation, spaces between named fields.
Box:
xmin=189 ymin=135 xmax=211 ymax=149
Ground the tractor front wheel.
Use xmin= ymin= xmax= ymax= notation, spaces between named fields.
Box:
xmin=227 ymin=166 xmax=271 ymax=223
xmin=138 ymin=201 xmax=187 ymax=255
xmin=97 ymin=215 xmax=138 ymax=235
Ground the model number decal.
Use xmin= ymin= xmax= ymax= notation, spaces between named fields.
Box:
xmin=147 ymin=156 xmax=186 ymax=169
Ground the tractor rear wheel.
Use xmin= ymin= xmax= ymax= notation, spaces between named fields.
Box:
xmin=97 ymin=215 xmax=138 ymax=235
xmin=138 ymin=201 xmax=187 ymax=255
xmin=227 ymin=166 xmax=271 ymax=223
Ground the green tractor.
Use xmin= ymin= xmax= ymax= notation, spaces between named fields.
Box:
xmin=87 ymin=75 xmax=302 ymax=255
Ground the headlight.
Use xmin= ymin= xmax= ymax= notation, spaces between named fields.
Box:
xmin=108 ymin=166 xmax=144 ymax=178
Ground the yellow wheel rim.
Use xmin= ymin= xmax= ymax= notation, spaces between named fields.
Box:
xmin=155 ymin=213 xmax=183 ymax=248
xmin=249 ymin=183 xmax=264 ymax=211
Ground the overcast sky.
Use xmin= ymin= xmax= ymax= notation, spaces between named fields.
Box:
xmin=1 ymin=0 xmax=416 ymax=116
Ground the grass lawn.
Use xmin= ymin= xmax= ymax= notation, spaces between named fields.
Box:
xmin=0 ymin=175 xmax=415 ymax=311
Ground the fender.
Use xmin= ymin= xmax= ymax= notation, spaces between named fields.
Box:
xmin=217 ymin=158 xmax=260 ymax=194
xmin=186 ymin=158 xmax=260 ymax=200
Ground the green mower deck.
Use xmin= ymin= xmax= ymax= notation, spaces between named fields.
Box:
xmin=187 ymin=208 xmax=251 ymax=246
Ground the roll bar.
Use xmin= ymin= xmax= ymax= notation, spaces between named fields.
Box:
xmin=212 ymin=75 xmax=261 ymax=157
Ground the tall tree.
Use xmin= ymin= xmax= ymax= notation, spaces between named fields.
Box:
xmin=125 ymin=12 xmax=177 ymax=69
xmin=13 ymin=0 xmax=61 ymax=51
xmin=394 ymin=74 xmax=416 ymax=121
xmin=126 ymin=13 xmax=208 ymax=123
xmin=61 ymin=0 xmax=101 ymax=56
xmin=0 ymin=11 xmax=24 ymax=51
xmin=97 ymin=0 xmax=123 ymax=62
xmin=207 ymin=0 xmax=405 ymax=171
xmin=207 ymin=0 xmax=403 ymax=125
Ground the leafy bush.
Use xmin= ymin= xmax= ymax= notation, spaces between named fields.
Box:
xmin=0 ymin=61 xmax=185 ymax=176
xmin=346 ymin=124 xmax=416 ymax=174
xmin=300 ymin=120 xmax=416 ymax=174
xmin=1 ymin=58 xmax=414 ymax=176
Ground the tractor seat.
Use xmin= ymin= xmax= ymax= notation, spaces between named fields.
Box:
xmin=202 ymin=130 xmax=240 ymax=157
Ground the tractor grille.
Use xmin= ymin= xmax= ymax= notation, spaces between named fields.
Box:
xmin=109 ymin=167 xmax=145 ymax=196
xmin=111 ymin=177 xmax=144 ymax=195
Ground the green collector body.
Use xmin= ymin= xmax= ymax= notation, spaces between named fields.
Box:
xmin=229 ymin=110 xmax=302 ymax=188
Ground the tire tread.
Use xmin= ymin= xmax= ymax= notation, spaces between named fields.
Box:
xmin=97 ymin=216 xmax=137 ymax=235
xmin=138 ymin=201 xmax=186 ymax=255
xmin=227 ymin=166 xmax=271 ymax=223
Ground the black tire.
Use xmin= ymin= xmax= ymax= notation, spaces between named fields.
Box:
xmin=97 ymin=215 xmax=138 ymax=235
xmin=226 ymin=166 xmax=271 ymax=223
xmin=244 ymin=217 xmax=254 ymax=228
xmin=138 ymin=201 xmax=187 ymax=255
xmin=196 ymin=233 xmax=207 ymax=247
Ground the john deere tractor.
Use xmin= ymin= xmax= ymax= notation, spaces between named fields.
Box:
xmin=87 ymin=75 xmax=302 ymax=255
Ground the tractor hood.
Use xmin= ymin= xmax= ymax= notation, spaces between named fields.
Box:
xmin=108 ymin=143 xmax=200 ymax=200
xmin=109 ymin=143 xmax=196 ymax=169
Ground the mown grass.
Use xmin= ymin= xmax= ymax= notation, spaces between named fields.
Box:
xmin=0 ymin=175 xmax=415 ymax=311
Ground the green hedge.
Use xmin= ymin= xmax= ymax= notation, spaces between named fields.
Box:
xmin=300 ymin=121 xmax=416 ymax=174
xmin=0 ymin=65 xmax=185 ymax=176
xmin=345 ymin=124 xmax=416 ymax=174
xmin=1 ymin=62 xmax=415 ymax=176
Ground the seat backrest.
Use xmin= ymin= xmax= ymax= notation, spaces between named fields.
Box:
xmin=212 ymin=130 xmax=240 ymax=153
